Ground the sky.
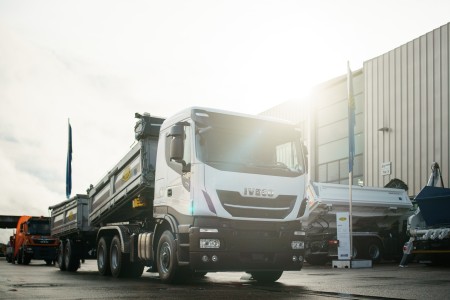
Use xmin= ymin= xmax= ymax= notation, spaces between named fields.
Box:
xmin=0 ymin=0 xmax=449 ymax=243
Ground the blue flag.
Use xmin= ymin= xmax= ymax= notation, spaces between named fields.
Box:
xmin=66 ymin=120 xmax=72 ymax=199
xmin=347 ymin=62 xmax=355 ymax=173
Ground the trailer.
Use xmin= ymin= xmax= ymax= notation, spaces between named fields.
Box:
xmin=50 ymin=107 xmax=308 ymax=283
xmin=48 ymin=194 xmax=96 ymax=271
xmin=300 ymin=181 xmax=412 ymax=265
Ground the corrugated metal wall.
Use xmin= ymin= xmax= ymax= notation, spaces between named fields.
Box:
xmin=364 ymin=22 xmax=449 ymax=197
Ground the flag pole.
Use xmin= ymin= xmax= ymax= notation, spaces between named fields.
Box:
xmin=66 ymin=118 xmax=72 ymax=199
xmin=347 ymin=62 xmax=355 ymax=260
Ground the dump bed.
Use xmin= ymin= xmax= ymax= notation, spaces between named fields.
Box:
xmin=301 ymin=182 xmax=412 ymax=229
xmin=414 ymin=186 xmax=450 ymax=227
xmin=49 ymin=194 xmax=91 ymax=237
xmin=88 ymin=115 xmax=164 ymax=226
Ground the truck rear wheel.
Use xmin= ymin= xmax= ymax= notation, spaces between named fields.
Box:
xmin=156 ymin=230 xmax=180 ymax=283
xmin=97 ymin=236 xmax=111 ymax=276
xmin=110 ymin=235 xmax=129 ymax=278
xmin=249 ymin=271 xmax=283 ymax=283
xmin=365 ymin=239 xmax=383 ymax=263
xmin=306 ymin=254 xmax=329 ymax=266
xmin=58 ymin=241 xmax=66 ymax=271
xmin=352 ymin=241 xmax=359 ymax=259
xmin=64 ymin=239 xmax=80 ymax=272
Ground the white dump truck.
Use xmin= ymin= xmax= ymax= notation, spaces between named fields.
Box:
xmin=299 ymin=181 xmax=412 ymax=265
xmin=49 ymin=107 xmax=308 ymax=283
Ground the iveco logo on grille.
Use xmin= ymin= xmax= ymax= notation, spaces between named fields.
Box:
xmin=243 ymin=188 xmax=274 ymax=197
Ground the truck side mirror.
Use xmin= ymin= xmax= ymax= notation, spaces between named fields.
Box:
xmin=168 ymin=124 xmax=185 ymax=163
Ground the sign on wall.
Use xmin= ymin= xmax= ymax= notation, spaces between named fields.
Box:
xmin=381 ymin=162 xmax=391 ymax=176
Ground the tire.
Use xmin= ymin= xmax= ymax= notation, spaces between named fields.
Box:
xmin=156 ymin=230 xmax=180 ymax=284
xmin=23 ymin=255 xmax=31 ymax=265
xmin=306 ymin=254 xmax=329 ymax=266
xmin=366 ymin=239 xmax=383 ymax=263
xmin=17 ymin=249 xmax=23 ymax=265
xmin=110 ymin=235 xmax=129 ymax=278
xmin=58 ymin=241 xmax=66 ymax=271
xmin=193 ymin=272 xmax=207 ymax=278
xmin=97 ymin=236 xmax=111 ymax=276
xmin=250 ymin=271 xmax=283 ymax=283
xmin=127 ymin=261 xmax=145 ymax=278
xmin=21 ymin=248 xmax=31 ymax=265
xmin=64 ymin=239 xmax=80 ymax=272
xmin=45 ymin=259 xmax=53 ymax=266
xmin=352 ymin=241 xmax=359 ymax=259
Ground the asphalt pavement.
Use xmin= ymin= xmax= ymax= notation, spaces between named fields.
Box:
xmin=1 ymin=258 xmax=449 ymax=299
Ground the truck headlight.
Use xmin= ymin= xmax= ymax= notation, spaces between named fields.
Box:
xmin=294 ymin=231 xmax=306 ymax=236
xmin=200 ymin=239 xmax=221 ymax=249
xmin=291 ymin=241 xmax=304 ymax=250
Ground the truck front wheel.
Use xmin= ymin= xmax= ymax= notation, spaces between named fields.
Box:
xmin=306 ymin=254 xmax=329 ymax=266
xmin=249 ymin=271 xmax=283 ymax=283
xmin=365 ymin=239 xmax=383 ymax=263
xmin=97 ymin=237 xmax=111 ymax=276
xmin=156 ymin=230 xmax=179 ymax=283
xmin=21 ymin=248 xmax=31 ymax=265
xmin=16 ymin=251 xmax=22 ymax=265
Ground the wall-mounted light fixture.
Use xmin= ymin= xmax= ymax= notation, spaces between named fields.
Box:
xmin=378 ymin=127 xmax=390 ymax=132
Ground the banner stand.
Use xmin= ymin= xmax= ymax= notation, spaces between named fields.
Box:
xmin=332 ymin=212 xmax=372 ymax=269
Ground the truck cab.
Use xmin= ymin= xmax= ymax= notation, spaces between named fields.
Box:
xmin=152 ymin=107 xmax=307 ymax=281
xmin=13 ymin=216 xmax=59 ymax=265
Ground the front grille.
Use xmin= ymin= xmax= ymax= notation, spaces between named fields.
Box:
xmin=32 ymin=239 xmax=57 ymax=245
xmin=216 ymin=190 xmax=296 ymax=219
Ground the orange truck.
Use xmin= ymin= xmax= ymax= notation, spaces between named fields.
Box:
xmin=12 ymin=216 xmax=59 ymax=265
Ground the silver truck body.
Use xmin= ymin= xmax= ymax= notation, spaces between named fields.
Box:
xmin=300 ymin=181 xmax=412 ymax=264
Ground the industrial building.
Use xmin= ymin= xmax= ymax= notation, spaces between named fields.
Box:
xmin=261 ymin=22 xmax=449 ymax=198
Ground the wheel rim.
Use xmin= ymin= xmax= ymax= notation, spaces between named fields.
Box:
xmin=58 ymin=244 xmax=64 ymax=265
xmin=64 ymin=243 xmax=70 ymax=264
xmin=111 ymin=244 xmax=118 ymax=270
xmin=98 ymin=245 xmax=105 ymax=269
xmin=369 ymin=245 xmax=380 ymax=260
xmin=352 ymin=246 xmax=358 ymax=258
xmin=159 ymin=241 xmax=171 ymax=274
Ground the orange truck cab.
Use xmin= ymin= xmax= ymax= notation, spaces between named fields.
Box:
xmin=13 ymin=216 xmax=59 ymax=265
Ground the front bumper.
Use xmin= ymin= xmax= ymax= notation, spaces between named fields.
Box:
xmin=25 ymin=246 xmax=58 ymax=260
xmin=187 ymin=218 xmax=305 ymax=272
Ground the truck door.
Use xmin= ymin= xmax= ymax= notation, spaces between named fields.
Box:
xmin=155 ymin=123 xmax=192 ymax=216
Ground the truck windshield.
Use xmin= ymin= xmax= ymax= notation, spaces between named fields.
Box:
xmin=194 ymin=113 xmax=305 ymax=177
xmin=27 ymin=221 xmax=51 ymax=235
